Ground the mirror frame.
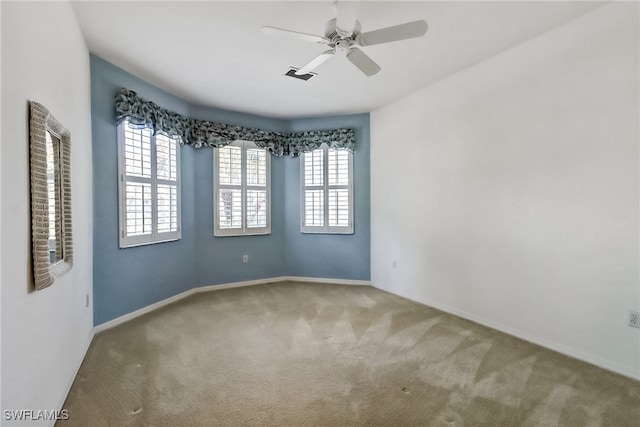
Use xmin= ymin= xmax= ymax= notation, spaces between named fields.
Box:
xmin=30 ymin=101 xmax=73 ymax=290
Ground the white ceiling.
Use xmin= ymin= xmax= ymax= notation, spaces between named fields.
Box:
xmin=71 ymin=1 xmax=605 ymax=118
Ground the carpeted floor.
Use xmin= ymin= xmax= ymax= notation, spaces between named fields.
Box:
xmin=59 ymin=282 xmax=639 ymax=426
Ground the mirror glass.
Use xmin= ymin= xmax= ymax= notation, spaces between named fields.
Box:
xmin=46 ymin=130 xmax=62 ymax=263
xmin=30 ymin=101 xmax=73 ymax=290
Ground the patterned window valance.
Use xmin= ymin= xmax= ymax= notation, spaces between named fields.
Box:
xmin=115 ymin=88 xmax=355 ymax=156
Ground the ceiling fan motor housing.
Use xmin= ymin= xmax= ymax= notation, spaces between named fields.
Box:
xmin=326 ymin=18 xmax=361 ymax=45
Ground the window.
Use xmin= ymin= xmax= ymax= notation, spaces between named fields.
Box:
xmin=213 ymin=141 xmax=271 ymax=236
xmin=301 ymin=144 xmax=353 ymax=234
xmin=117 ymin=119 xmax=181 ymax=248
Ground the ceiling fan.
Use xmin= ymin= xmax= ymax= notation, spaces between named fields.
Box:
xmin=262 ymin=2 xmax=428 ymax=77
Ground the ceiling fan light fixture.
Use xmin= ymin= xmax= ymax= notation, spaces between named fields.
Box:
xmin=334 ymin=39 xmax=351 ymax=54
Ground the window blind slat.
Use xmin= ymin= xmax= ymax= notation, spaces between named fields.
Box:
xmin=219 ymin=188 xmax=242 ymax=229
xmin=304 ymin=190 xmax=324 ymax=226
xmin=328 ymin=189 xmax=350 ymax=227
xmin=157 ymin=184 xmax=178 ymax=233
xmin=124 ymin=126 xmax=152 ymax=178
xmin=247 ymin=148 xmax=267 ymax=186
xmin=247 ymin=190 xmax=267 ymax=228
xmin=219 ymin=146 xmax=242 ymax=186
xmin=304 ymin=150 xmax=324 ymax=186
xmin=156 ymin=134 xmax=178 ymax=181
xmin=125 ymin=182 xmax=152 ymax=236
xmin=328 ymin=149 xmax=349 ymax=186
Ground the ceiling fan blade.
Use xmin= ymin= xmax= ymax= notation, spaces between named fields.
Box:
xmin=334 ymin=0 xmax=359 ymax=37
xmin=357 ymin=20 xmax=428 ymax=46
xmin=296 ymin=50 xmax=335 ymax=75
xmin=262 ymin=26 xmax=330 ymax=44
xmin=347 ymin=48 xmax=381 ymax=76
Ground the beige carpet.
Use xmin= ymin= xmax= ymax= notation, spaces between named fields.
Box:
xmin=59 ymin=282 xmax=639 ymax=426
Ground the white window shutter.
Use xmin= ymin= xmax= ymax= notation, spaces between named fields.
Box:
xmin=301 ymin=145 xmax=353 ymax=234
xmin=117 ymin=120 xmax=181 ymax=248
xmin=214 ymin=141 xmax=271 ymax=236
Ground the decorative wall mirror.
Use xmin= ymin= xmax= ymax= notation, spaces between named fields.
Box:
xmin=30 ymin=101 xmax=73 ymax=290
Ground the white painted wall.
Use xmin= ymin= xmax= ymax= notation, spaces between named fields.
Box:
xmin=371 ymin=3 xmax=639 ymax=379
xmin=1 ymin=2 xmax=93 ymax=425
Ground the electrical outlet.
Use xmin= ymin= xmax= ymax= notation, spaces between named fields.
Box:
xmin=243 ymin=255 xmax=249 ymax=263
xmin=630 ymin=311 xmax=640 ymax=329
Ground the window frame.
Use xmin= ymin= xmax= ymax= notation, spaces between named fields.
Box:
xmin=117 ymin=120 xmax=182 ymax=248
xmin=213 ymin=140 xmax=271 ymax=237
xmin=300 ymin=144 xmax=354 ymax=234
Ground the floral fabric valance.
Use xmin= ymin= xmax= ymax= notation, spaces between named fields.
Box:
xmin=115 ymin=88 xmax=355 ymax=156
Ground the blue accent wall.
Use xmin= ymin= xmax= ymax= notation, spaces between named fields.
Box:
xmin=284 ymin=115 xmax=371 ymax=280
xmin=91 ymin=55 xmax=370 ymax=325
xmin=188 ymin=105 xmax=288 ymax=287
xmin=91 ymin=56 xmax=197 ymax=325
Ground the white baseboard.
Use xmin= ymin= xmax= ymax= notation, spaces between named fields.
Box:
xmin=282 ymin=276 xmax=371 ymax=286
xmin=94 ymin=276 xmax=371 ymax=333
xmin=93 ymin=289 xmax=197 ymax=334
xmin=192 ymin=277 xmax=285 ymax=294
xmin=371 ymin=282 xmax=640 ymax=381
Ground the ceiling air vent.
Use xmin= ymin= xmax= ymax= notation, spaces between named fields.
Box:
xmin=285 ymin=67 xmax=316 ymax=81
